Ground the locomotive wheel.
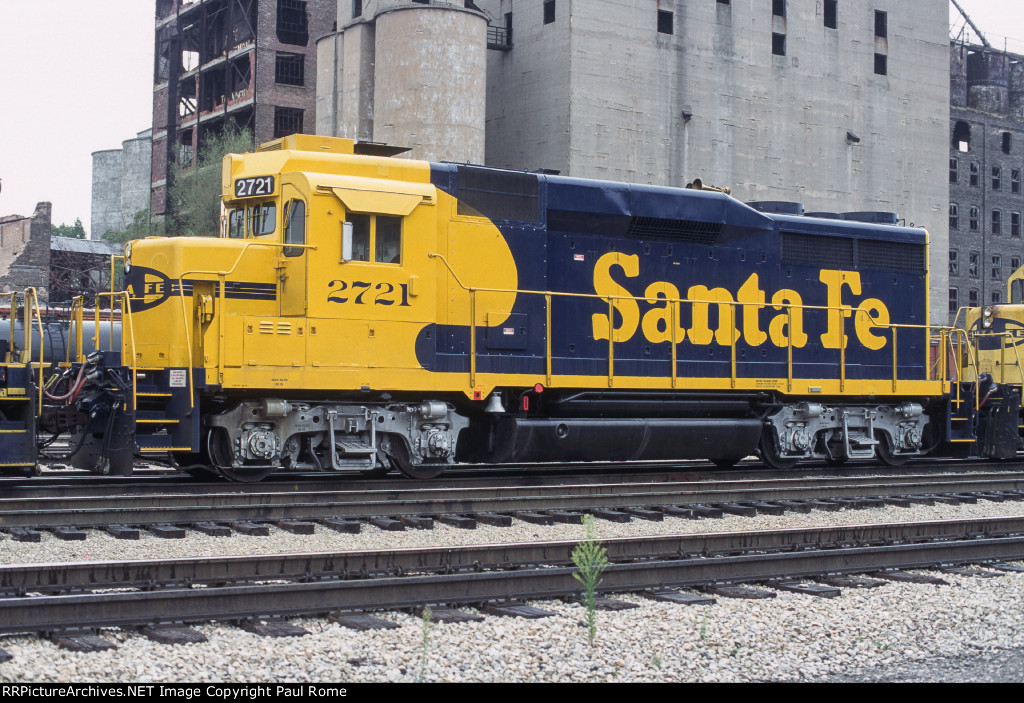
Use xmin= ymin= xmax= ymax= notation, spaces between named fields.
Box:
xmin=875 ymin=431 xmax=910 ymax=467
xmin=758 ymin=430 xmax=798 ymax=470
xmin=206 ymin=428 xmax=276 ymax=483
xmin=388 ymin=440 xmax=446 ymax=480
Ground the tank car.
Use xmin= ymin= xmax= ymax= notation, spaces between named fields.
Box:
xmin=29 ymin=135 xmax=1019 ymax=479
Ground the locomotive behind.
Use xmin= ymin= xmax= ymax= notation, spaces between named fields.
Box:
xmin=7 ymin=134 xmax=1021 ymax=479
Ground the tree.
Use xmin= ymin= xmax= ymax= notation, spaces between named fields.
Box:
xmin=52 ymin=218 xmax=86 ymax=239
xmin=168 ymin=124 xmax=254 ymax=237
xmin=102 ymin=208 xmax=162 ymax=245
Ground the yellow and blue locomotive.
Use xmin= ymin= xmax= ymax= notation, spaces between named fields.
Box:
xmin=29 ymin=134 xmax=1019 ymax=479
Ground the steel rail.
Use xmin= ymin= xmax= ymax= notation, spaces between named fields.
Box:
xmin=1 ymin=523 xmax=1023 ymax=634
xmin=1 ymin=474 xmax=1023 ymax=529
xmin=3 ymin=516 xmax=1023 ymax=596
xmin=5 ymin=465 xmax=1024 ymax=498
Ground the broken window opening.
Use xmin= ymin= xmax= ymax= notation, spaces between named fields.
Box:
xmin=230 ymin=55 xmax=252 ymax=100
xmin=1013 ymin=212 xmax=1021 ymax=238
xmin=657 ymin=10 xmax=673 ymax=35
xmin=874 ymin=53 xmax=887 ymax=76
xmin=182 ymin=50 xmax=200 ymax=72
xmin=953 ymin=121 xmax=971 ymax=152
xmin=824 ymin=0 xmax=837 ymax=29
xmin=950 ymin=157 xmax=958 ymax=184
xmin=949 ymin=249 xmax=959 ymax=276
xmin=544 ymin=0 xmax=555 ymax=25
xmin=949 ymin=288 xmax=958 ymax=315
xmin=992 ymin=209 xmax=1002 ymax=235
xmin=353 ymin=0 xmax=362 ymax=17
xmin=230 ymin=0 xmax=257 ymax=48
xmin=969 ymin=161 xmax=979 ymax=187
xmin=969 ymin=289 xmax=978 ymax=307
xmin=993 ymin=165 xmax=1002 ymax=191
xmin=772 ymin=33 xmax=786 ymax=56
xmin=970 ymin=207 xmax=980 ymax=232
xmin=950 ymin=203 xmax=959 ymax=230
xmin=179 ymin=98 xmax=197 ymax=119
xmin=201 ymin=71 xmax=227 ymax=112
xmin=969 ymin=252 xmax=980 ymax=278
xmin=179 ymin=130 xmax=195 ymax=168
xmin=203 ymin=5 xmax=228 ymax=62
xmin=773 ymin=0 xmax=786 ymax=18
xmin=874 ymin=10 xmax=887 ymax=38
xmin=277 ymin=0 xmax=309 ymax=46
xmin=1003 ymin=132 xmax=1013 ymax=154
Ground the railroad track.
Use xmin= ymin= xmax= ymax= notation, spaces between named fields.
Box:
xmin=2 ymin=517 xmax=1023 ymax=637
xmin=2 ymin=470 xmax=1024 ymax=533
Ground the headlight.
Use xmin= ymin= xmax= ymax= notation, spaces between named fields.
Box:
xmin=982 ymin=306 xmax=994 ymax=328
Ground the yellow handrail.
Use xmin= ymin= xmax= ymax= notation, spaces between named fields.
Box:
xmin=93 ymin=291 xmax=138 ymax=417
xmin=430 ymin=250 xmax=953 ymax=392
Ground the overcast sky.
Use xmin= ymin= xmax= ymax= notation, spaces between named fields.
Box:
xmin=0 ymin=1 xmax=1021 ymax=237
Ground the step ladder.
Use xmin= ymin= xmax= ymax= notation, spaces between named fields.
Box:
xmin=129 ymin=367 xmax=199 ymax=455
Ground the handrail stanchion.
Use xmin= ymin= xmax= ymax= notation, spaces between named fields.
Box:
xmin=729 ymin=301 xmax=737 ymax=389
xmin=545 ymin=293 xmax=552 ymax=387
xmin=470 ymin=289 xmax=477 ymax=390
xmin=607 ymin=298 xmax=614 ymax=388
xmin=670 ymin=300 xmax=678 ymax=389
xmin=892 ymin=326 xmax=898 ymax=392
xmin=787 ymin=305 xmax=794 ymax=392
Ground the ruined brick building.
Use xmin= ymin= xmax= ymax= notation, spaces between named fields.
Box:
xmin=948 ymin=39 xmax=1024 ymax=321
xmin=150 ymin=0 xmax=334 ymax=222
xmin=0 ymin=203 xmax=121 ymax=305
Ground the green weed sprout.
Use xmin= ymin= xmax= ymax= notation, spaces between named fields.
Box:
xmin=572 ymin=514 xmax=609 ymax=646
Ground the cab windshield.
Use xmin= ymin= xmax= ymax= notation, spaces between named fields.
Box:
xmin=225 ymin=202 xmax=276 ymax=238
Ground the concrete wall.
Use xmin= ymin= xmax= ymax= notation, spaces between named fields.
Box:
xmin=317 ymin=21 xmax=376 ymax=141
xmin=481 ymin=0 xmax=950 ymax=324
xmin=92 ymin=129 xmax=153 ymax=238
xmin=120 ymin=130 xmax=153 ymax=229
xmin=317 ymin=1 xmax=487 ymax=163
xmin=484 ymin=0 xmax=572 ymax=173
xmin=374 ymin=6 xmax=486 ymax=162
xmin=91 ymin=150 xmax=123 ymax=239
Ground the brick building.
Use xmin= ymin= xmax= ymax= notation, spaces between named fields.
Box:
xmin=0 ymin=203 xmax=122 ymax=305
xmin=948 ymin=40 xmax=1024 ymax=322
xmin=0 ymin=203 xmax=53 ymax=301
xmin=151 ymin=0 xmax=334 ymax=221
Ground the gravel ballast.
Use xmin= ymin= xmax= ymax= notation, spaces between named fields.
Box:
xmin=1 ymin=496 xmax=1023 ymax=682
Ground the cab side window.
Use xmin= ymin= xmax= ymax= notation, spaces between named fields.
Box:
xmin=227 ymin=209 xmax=244 ymax=238
xmin=376 ymin=216 xmax=401 ymax=264
xmin=345 ymin=213 xmax=402 ymax=265
xmin=349 ymin=213 xmax=371 ymax=262
xmin=250 ymin=203 xmax=276 ymax=236
xmin=283 ymin=199 xmax=305 ymax=256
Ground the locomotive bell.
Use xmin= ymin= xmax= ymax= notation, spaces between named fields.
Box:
xmin=484 ymin=393 xmax=505 ymax=413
